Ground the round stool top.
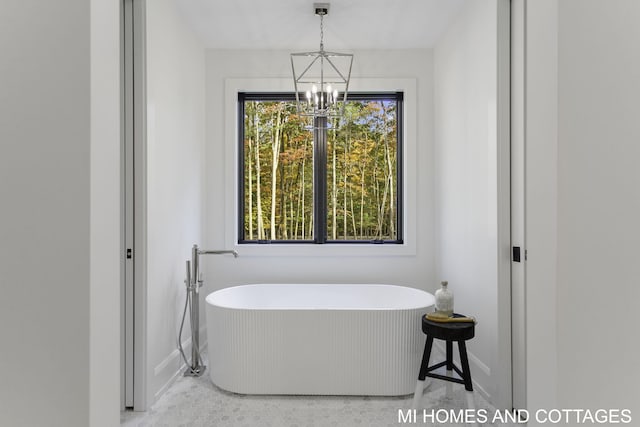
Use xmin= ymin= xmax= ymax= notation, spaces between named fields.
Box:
xmin=422 ymin=313 xmax=475 ymax=341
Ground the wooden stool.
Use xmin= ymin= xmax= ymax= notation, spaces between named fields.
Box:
xmin=412 ymin=313 xmax=476 ymax=410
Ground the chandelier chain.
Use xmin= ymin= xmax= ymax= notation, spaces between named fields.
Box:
xmin=319 ymin=14 xmax=324 ymax=51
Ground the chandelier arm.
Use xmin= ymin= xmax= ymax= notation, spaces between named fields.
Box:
xmin=290 ymin=56 xmax=301 ymax=101
xmin=293 ymin=54 xmax=322 ymax=84
xmin=342 ymin=56 xmax=354 ymax=101
xmin=318 ymin=51 xmax=353 ymax=57
xmin=323 ymin=55 xmax=352 ymax=84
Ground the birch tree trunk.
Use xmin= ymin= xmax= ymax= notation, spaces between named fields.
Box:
xmin=270 ymin=106 xmax=282 ymax=239
xmin=247 ymin=132 xmax=254 ymax=240
xmin=279 ymin=133 xmax=287 ymax=239
xmin=301 ymin=154 xmax=306 ymax=239
xmin=377 ymin=172 xmax=389 ymax=239
xmin=331 ymin=128 xmax=337 ymax=240
xmin=254 ymin=110 xmax=264 ymax=240
xmin=360 ymin=132 xmax=367 ymax=239
xmin=382 ymin=102 xmax=395 ymax=238
xmin=349 ymin=185 xmax=357 ymax=238
xmin=360 ymin=165 xmax=365 ymax=239
xmin=343 ymin=137 xmax=348 ymax=239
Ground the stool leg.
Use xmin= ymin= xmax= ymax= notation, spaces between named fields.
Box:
xmin=445 ymin=340 xmax=454 ymax=397
xmin=458 ymin=341 xmax=473 ymax=392
xmin=418 ymin=336 xmax=434 ymax=381
xmin=412 ymin=336 xmax=434 ymax=409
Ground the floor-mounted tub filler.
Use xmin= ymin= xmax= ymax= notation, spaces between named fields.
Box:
xmin=206 ymin=284 xmax=435 ymax=395
xmin=178 ymin=244 xmax=238 ymax=377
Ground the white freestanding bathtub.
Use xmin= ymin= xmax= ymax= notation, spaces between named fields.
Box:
xmin=205 ymin=284 xmax=434 ymax=396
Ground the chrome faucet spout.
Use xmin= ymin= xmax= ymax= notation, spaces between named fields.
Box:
xmin=190 ymin=245 xmax=238 ymax=284
xmin=198 ymin=249 xmax=239 ymax=258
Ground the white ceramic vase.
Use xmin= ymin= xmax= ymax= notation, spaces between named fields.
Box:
xmin=434 ymin=280 xmax=454 ymax=317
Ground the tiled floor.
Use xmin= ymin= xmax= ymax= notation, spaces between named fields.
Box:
xmin=121 ymin=369 xmax=518 ymax=427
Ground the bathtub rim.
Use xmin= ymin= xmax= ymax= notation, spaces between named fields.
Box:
xmin=205 ymin=283 xmax=435 ymax=311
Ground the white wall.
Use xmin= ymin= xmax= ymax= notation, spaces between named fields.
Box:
xmin=145 ymin=0 xmax=206 ymax=405
xmin=556 ymin=0 xmax=640 ymax=416
xmin=0 ymin=1 xmax=120 ymax=426
xmin=0 ymin=2 xmax=90 ymax=426
xmin=203 ymin=49 xmax=435 ymax=300
xmin=433 ymin=0 xmax=499 ymax=402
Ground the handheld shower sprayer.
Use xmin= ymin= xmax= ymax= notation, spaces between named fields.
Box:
xmin=178 ymin=244 xmax=238 ymax=377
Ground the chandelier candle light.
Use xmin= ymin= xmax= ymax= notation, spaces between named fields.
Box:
xmin=290 ymin=3 xmax=353 ymax=119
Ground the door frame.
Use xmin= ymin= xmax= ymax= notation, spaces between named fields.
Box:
xmin=121 ymin=0 xmax=148 ymax=411
xmin=510 ymin=0 xmax=527 ymax=412
xmin=117 ymin=0 xmax=524 ymax=413
xmin=496 ymin=0 xmax=515 ymax=411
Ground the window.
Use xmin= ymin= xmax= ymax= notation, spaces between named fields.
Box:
xmin=238 ymin=92 xmax=403 ymax=244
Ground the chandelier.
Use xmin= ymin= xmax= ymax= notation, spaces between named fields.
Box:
xmin=290 ymin=3 xmax=353 ymax=119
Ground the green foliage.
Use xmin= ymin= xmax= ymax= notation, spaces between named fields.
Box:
xmin=243 ymin=98 xmax=398 ymax=241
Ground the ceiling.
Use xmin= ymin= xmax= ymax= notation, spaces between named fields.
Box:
xmin=173 ymin=0 xmax=467 ymax=50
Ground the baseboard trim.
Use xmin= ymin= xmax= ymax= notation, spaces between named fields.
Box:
xmin=152 ymin=329 xmax=207 ymax=404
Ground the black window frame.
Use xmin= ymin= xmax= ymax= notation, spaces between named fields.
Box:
xmin=238 ymin=91 xmax=404 ymax=245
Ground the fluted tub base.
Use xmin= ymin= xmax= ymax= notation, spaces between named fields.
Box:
xmin=205 ymin=284 xmax=434 ymax=396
